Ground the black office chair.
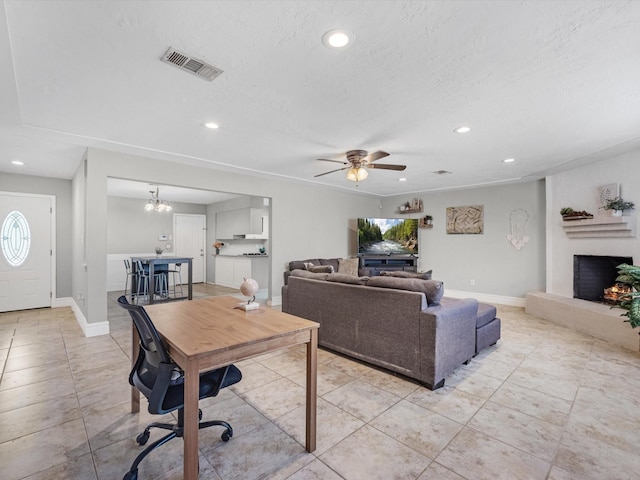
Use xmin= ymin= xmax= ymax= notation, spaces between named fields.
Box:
xmin=117 ymin=296 xmax=242 ymax=480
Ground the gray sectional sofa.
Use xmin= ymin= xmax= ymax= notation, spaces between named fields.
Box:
xmin=281 ymin=259 xmax=501 ymax=390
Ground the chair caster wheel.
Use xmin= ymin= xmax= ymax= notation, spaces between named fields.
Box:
xmin=136 ymin=431 xmax=150 ymax=445
xmin=221 ymin=429 xmax=232 ymax=442
xmin=123 ymin=469 xmax=138 ymax=480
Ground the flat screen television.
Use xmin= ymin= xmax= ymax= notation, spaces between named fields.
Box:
xmin=357 ymin=218 xmax=418 ymax=255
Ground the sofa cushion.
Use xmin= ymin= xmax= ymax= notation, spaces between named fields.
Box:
xmin=476 ymin=303 xmax=497 ymax=328
xmin=290 ymin=269 xmax=330 ymax=281
xmin=290 ymin=259 xmax=321 ymax=271
xmin=308 ymin=264 xmax=334 ymax=273
xmin=367 ymin=277 xmax=444 ymax=305
xmin=338 ymin=257 xmax=359 ymax=276
xmin=380 ymin=270 xmax=433 ymax=280
xmin=326 ymin=273 xmax=370 ymax=285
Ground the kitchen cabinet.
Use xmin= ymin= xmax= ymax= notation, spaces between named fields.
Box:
xmin=216 ymin=208 xmax=266 ymax=239
xmin=215 ymin=256 xmax=252 ymax=288
xmin=214 ymin=256 xmax=268 ymax=290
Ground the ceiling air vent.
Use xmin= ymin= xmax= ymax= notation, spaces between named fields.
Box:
xmin=434 ymin=170 xmax=453 ymax=175
xmin=160 ymin=47 xmax=223 ymax=82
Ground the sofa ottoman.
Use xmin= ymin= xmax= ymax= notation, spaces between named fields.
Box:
xmin=476 ymin=303 xmax=501 ymax=354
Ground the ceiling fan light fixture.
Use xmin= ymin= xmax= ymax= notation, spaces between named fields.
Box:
xmin=346 ymin=167 xmax=368 ymax=182
xmin=322 ymin=29 xmax=350 ymax=48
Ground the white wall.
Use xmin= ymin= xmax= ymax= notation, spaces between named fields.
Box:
xmin=107 ymin=196 xmax=206 ymax=254
xmin=384 ymin=180 xmax=546 ymax=299
xmin=546 ymin=147 xmax=640 ymax=298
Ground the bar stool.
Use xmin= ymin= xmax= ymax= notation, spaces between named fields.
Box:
xmin=168 ymin=263 xmax=183 ymax=298
xmin=123 ymin=259 xmax=137 ymax=302
xmin=136 ymin=261 xmax=168 ymax=303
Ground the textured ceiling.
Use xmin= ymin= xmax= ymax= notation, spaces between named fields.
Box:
xmin=1 ymin=0 xmax=640 ymax=197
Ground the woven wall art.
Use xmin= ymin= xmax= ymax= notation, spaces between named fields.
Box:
xmin=446 ymin=205 xmax=484 ymax=234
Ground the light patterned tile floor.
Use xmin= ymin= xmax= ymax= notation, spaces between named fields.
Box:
xmin=1 ymin=290 xmax=639 ymax=479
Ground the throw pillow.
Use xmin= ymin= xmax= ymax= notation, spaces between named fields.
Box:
xmin=338 ymin=257 xmax=359 ymax=276
xmin=380 ymin=270 xmax=432 ymax=280
xmin=308 ymin=265 xmax=334 ymax=274
xmin=367 ymin=277 xmax=444 ymax=305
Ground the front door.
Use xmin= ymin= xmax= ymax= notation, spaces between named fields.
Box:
xmin=0 ymin=192 xmax=53 ymax=312
xmin=174 ymin=214 xmax=206 ymax=283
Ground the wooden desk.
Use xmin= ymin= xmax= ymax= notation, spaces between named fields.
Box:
xmin=130 ymin=296 xmax=319 ymax=480
xmin=131 ymin=256 xmax=193 ymax=304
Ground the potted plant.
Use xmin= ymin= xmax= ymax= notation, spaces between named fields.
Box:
xmin=155 ymin=247 xmax=164 ymax=256
xmin=613 ymin=263 xmax=640 ymax=329
xmin=603 ymin=197 xmax=635 ymax=216
xmin=559 ymin=207 xmax=593 ymax=220
xmin=425 ymin=215 xmax=433 ymax=225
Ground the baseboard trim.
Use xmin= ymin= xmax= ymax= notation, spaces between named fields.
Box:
xmin=269 ymin=295 xmax=282 ymax=307
xmin=445 ymin=290 xmax=525 ymax=307
xmin=67 ymin=298 xmax=110 ymax=337
xmin=52 ymin=297 xmax=73 ymax=308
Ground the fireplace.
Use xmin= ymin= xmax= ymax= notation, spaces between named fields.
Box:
xmin=573 ymin=255 xmax=633 ymax=302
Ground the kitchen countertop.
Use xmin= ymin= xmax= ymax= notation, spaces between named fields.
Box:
xmin=215 ymin=254 xmax=269 ymax=258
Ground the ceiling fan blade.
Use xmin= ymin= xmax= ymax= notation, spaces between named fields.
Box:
xmin=314 ymin=167 xmax=349 ymax=177
xmin=317 ymin=158 xmax=348 ymax=165
xmin=368 ymin=163 xmax=406 ymax=171
xmin=366 ymin=151 xmax=390 ymax=163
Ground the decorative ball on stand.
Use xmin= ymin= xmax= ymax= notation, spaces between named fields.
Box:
xmin=240 ymin=278 xmax=259 ymax=298
xmin=238 ymin=278 xmax=260 ymax=311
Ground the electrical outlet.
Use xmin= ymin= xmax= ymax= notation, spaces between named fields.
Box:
xmin=470 ymin=279 xmax=476 ymax=286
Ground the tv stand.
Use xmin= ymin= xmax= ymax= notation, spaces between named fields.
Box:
xmin=359 ymin=255 xmax=418 ymax=276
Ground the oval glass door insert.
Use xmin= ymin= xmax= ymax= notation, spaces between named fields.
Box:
xmin=1 ymin=210 xmax=31 ymax=267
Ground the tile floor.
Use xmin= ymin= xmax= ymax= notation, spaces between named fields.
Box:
xmin=1 ymin=286 xmax=639 ymax=480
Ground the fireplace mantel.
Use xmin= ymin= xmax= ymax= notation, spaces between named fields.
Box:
xmin=561 ymin=215 xmax=637 ymax=238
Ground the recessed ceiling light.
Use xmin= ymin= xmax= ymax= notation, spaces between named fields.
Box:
xmin=11 ymin=160 xmax=25 ymax=166
xmin=398 ymin=177 xmax=407 ymax=182
xmin=454 ymin=126 xmax=471 ymax=133
xmin=322 ymin=29 xmax=350 ymax=48
xmin=204 ymin=122 xmax=219 ymax=129
xmin=502 ymin=158 xmax=515 ymax=163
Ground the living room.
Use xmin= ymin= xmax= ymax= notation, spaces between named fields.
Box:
xmin=1 ymin=1 xmax=640 ymax=479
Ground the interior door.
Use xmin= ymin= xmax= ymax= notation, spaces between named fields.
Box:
xmin=0 ymin=193 xmax=53 ymax=312
xmin=174 ymin=214 xmax=206 ymax=283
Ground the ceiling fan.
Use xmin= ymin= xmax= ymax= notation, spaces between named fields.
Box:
xmin=314 ymin=150 xmax=406 ymax=182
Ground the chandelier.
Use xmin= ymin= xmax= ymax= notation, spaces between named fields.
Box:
xmin=144 ymin=187 xmax=172 ymax=212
